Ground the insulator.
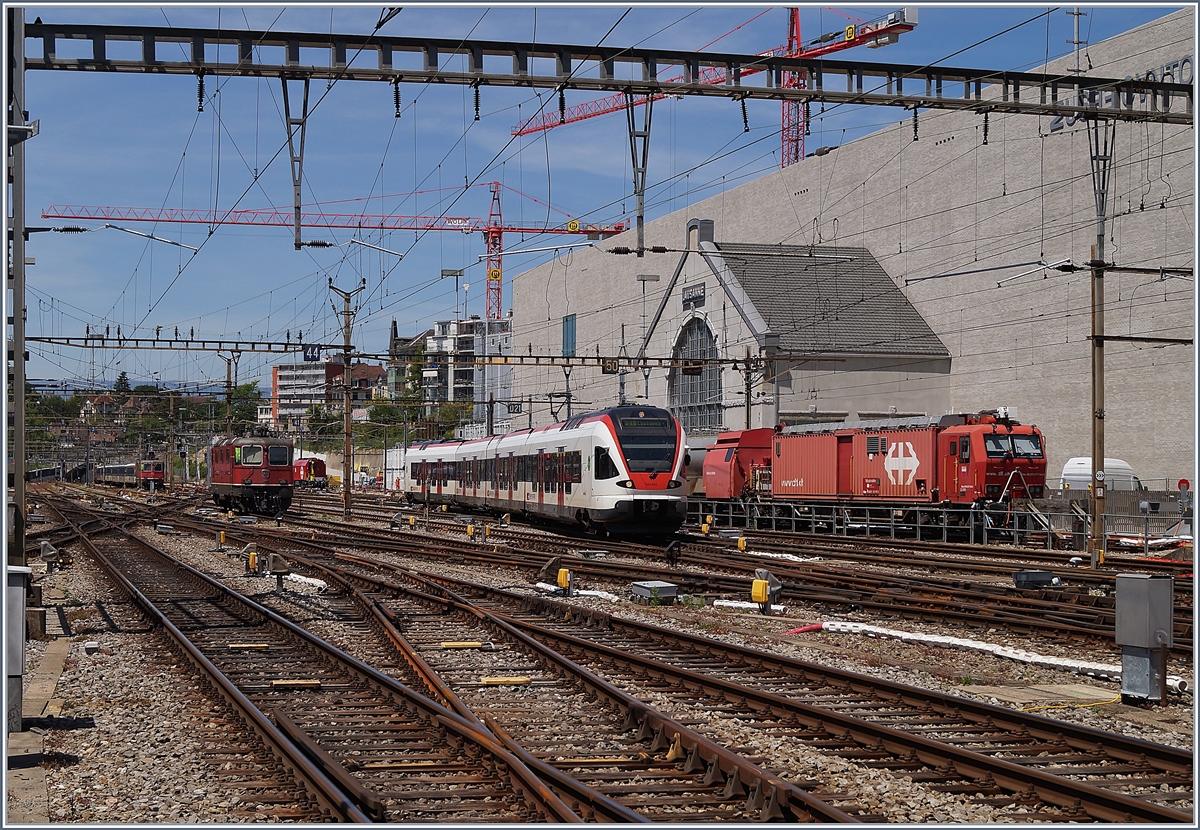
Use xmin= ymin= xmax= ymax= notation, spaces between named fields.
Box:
xmin=393 ymin=80 xmax=401 ymax=118
xmin=740 ymin=98 xmax=749 ymax=133
xmin=982 ymin=111 xmax=989 ymax=146
xmin=649 ymin=246 xmax=668 ymax=253
xmin=474 ymin=85 xmax=480 ymax=121
xmin=912 ymin=109 xmax=919 ymax=141
xmin=803 ymin=101 xmax=811 ymax=136
xmin=558 ymin=88 xmax=566 ymax=123
xmin=302 ymin=239 xmax=334 ymax=248
xmin=608 ymin=246 xmax=633 ymax=255
xmin=54 ymin=226 xmax=88 ymax=234
xmin=197 ymin=72 xmax=205 ymax=113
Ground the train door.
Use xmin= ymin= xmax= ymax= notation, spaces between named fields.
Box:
xmin=537 ymin=451 xmax=545 ymax=505
xmin=940 ymin=434 xmax=960 ymax=498
xmin=836 ymin=435 xmax=853 ymax=495
xmin=557 ymin=450 xmax=566 ymax=508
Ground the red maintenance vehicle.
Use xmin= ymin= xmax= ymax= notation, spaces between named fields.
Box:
xmin=697 ymin=410 xmax=1047 ymax=532
xmin=293 ymin=457 xmax=329 ymax=489
xmin=209 ymin=436 xmax=294 ymax=514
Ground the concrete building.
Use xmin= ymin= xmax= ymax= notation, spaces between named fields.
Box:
xmin=272 ymin=356 xmax=385 ymax=429
xmin=272 ymin=357 xmax=342 ymax=428
xmin=508 ymin=10 xmax=1194 ymax=486
xmin=389 ymin=315 xmax=515 ymax=435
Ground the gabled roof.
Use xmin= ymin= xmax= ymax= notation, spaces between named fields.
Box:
xmin=712 ymin=242 xmax=949 ymax=361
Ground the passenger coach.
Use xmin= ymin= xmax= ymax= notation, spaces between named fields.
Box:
xmin=404 ymin=406 xmax=688 ymax=537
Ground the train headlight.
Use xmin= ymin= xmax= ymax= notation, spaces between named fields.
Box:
xmin=985 ymin=485 xmax=1000 ymax=496
xmin=667 ymin=480 xmax=683 ymax=488
xmin=616 ymin=479 xmax=634 ymax=488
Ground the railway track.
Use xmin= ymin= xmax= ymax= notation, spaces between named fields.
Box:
xmin=227 ymin=537 xmax=856 ymax=822
xmin=245 ymin=541 xmax=1196 ymax=823
xmin=37 ymin=493 xmax=1196 ymax=822
xmin=214 ymin=506 xmax=1195 ymax=656
xmin=66 ymin=513 xmax=598 ymax=823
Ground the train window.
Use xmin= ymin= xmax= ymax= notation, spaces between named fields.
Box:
xmin=949 ymin=441 xmax=957 ymax=457
xmin=595 ymin=447 xmax=619 ymax=480
xmin=241 ymin=445 xmax=264 ymax=465
xmin=1011 ymin=434 xmax=1043 ymax=458
xmin=959 ymin=439 xmax=970 ymax=462
xmin=724 ymin=448 xmax=735 ymax=463
xmin=984 ymin=435 xmax=1013 ymax=458
xmin=268 ymin=446 xmax=290 ymax=466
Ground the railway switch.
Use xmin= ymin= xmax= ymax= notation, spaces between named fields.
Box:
xmin=466 ymin=524 xmax=475 ymax=538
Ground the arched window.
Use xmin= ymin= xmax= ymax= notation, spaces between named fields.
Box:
xmin=668 ymin=318 xmax=722 ymax=433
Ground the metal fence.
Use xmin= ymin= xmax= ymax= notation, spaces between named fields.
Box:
xmin=687 ymin=496 xmax=1193 ymax=554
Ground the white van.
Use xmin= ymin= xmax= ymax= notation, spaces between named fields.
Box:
xmin=1059 ymin=457 xmax=1144 ymax=491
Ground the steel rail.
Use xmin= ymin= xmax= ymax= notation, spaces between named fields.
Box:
xmin=70 ymin=515 xmax=584 ymax=823
xmin=299 ymin=561 xmax=651 ymax=823
xmin=327 ymin=556 xmax=857 ymax=823
xmin=173 ymin=507 xmax=1192 ymax=654
xmin=67 ymin=518 xmax=372 ymax=823
xmin=263 ymin=542 xmax=1195 ymax=823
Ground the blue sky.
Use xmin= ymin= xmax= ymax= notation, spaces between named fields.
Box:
xmin=18 ymin=3 xmax=1180 ymax=394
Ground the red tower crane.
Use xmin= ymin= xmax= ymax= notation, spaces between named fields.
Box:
xmin=43 ymin=182 xmax=625 ymax=321
xmin=513 ymin=7 xmax=916 ymax=166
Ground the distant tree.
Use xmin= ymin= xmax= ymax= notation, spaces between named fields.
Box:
xmin=304 ymin=404 xmax=342 ymax=450
xmin=230 ymin=383 xmax=264 ymax=428
xmin=112 ymin=371 xmax=131 ymax=401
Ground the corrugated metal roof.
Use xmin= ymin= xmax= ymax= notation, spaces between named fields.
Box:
xmin=713 ymin=242 xmax=948 ymax=358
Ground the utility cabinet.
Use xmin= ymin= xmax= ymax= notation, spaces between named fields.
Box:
xmin=1115 ymin=574 xmax=1173 ymax=702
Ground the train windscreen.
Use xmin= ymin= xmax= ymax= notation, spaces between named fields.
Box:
xmin=612 ymin=411 xmax=678 ymax=474
xmin=984 ymin=433 xmax=1044 ymax=459
xmin=268 ymin=445 xmax=291 ymax=466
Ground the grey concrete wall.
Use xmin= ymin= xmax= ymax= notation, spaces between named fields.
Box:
xmin=509 ymin=10 xmax=1194 ymax=486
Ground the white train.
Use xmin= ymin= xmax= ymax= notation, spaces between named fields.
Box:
xmin=403 ymin=406 xmax=689 ymax=537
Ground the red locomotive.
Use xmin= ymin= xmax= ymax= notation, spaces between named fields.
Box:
xmin=209 ymin=436 xmax=294 ymax=514
xmin=292 ymin=457 xmax=328 ymax=489
xmin=701 ymin=410 xmax=1046 ymax=525
xmin=137 ymin=458 xmax=165 ymax=491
